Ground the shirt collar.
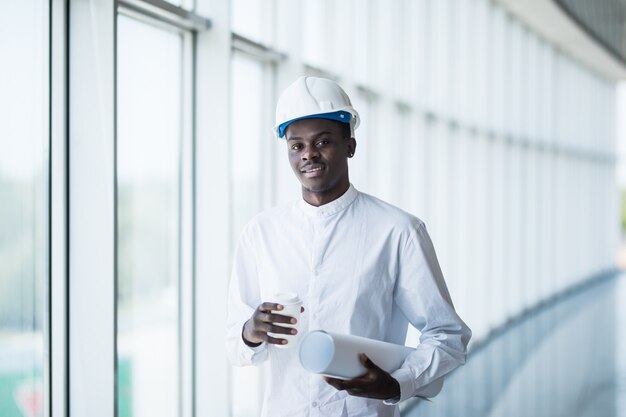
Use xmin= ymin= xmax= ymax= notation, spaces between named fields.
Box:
xmin=298 ymin=184 xmax=359 ymax=218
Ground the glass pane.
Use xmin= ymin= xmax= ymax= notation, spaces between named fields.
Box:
xmin=231 ymin=0 xmax=268 ymax=42
xmin=0 ymin=2 xmax=48 ymax=417
xmin=116 ymin=15 xmax=182 ymax=417
xmin=230 ymin=52 xmax=266 ymax=417
xmin=231 ymin=53 xmax=265 ymax=236
xmin=301 ymin=0 xmax=326 ymax=67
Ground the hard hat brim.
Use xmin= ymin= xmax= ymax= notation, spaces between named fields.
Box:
xmin=276 ymin=111 xmax=354 ymax=138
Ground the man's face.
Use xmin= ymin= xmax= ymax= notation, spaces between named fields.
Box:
xmin=285 ymin=118 xmax=356 ymax=206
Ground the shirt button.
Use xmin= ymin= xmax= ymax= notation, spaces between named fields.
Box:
xmin=312 ymin=402 xmax=317 ymax=407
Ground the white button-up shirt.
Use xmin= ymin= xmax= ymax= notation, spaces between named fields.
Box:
xmin=226 ymin=185 xmax=471 ymax=417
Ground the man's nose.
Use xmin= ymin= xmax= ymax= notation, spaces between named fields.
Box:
xmin=302 ymin=145 xmax=320 ymax=160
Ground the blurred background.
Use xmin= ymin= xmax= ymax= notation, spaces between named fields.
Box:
xmin=1 ymin=0 xmax=626 ymax=416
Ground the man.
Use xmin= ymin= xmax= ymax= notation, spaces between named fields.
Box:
xmin=226 ymin=76 xmax=471 ymax=417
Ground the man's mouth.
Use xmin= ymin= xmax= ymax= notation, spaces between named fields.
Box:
xmin=301 ymin=165 xmax=325 ymax=177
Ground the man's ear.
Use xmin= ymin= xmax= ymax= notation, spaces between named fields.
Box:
xmin=347 ymin=138 xmax=357 ymax=158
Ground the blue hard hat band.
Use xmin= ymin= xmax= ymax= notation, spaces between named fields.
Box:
xmin=278 ymin=111 xmax=352 ymax=138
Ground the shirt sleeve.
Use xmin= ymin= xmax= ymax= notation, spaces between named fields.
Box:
xmin=225 ymin=226 xmax=269 ymax=366
xmin=386 ymin=222 xmax=472 ymax=403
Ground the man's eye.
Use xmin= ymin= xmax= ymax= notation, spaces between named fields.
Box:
xmin=316 ymin=140 xmax=330 ymax=147
xmin=291 ymin=144 xmax=302 ymax=151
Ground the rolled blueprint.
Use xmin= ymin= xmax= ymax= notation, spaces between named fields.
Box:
xmin=298 ymin=330 xmax=415 ymax=380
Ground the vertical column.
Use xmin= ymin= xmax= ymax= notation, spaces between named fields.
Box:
xmin=180 ymin=30 xmax=195 ymax=417
xmin=195 ymin=0 xmax=231 ymax=415
xmin=68 ymin=0 xmax=115 ymax=415
xmin=51 ymin=0 xmax=68 ymax=416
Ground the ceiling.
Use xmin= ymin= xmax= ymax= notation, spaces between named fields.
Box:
xmin=494 ymin=0 xmax=626 ymax=80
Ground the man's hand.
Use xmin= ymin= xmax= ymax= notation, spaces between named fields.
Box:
xmin=324 ymin=353 xmax=401 ymax=401
xmin=242 ymin=302 xmax=303 ymax=347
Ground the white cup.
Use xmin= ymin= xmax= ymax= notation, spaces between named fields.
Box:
xmin=267 ymin=292 xmax=302 ymax=348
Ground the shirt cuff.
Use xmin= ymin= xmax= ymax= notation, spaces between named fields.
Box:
xmin=383 ymin=367 xmax=415 ymax=405
xmin=241 ymin=340 xmax=266 ymax=359
xmin=238 ymin=324 xmax=268 ymax=364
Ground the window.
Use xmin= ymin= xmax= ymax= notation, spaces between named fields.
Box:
xmin=349 ymin=90 xmax=374 ymax=192
xmin=229 ymin=50 xmax=271 ymax=417
xmin=231 ymin=53 xmax=270 ymax=236
xmin=301 ymin=0 xmax=330 ymax=69
xmin=116 ymin=14 xmax=192 ymax=417
xmin=0 ymin=2 xmax=49 ymax=416
xmin=231 ymin=0 xmax=272 ymax=44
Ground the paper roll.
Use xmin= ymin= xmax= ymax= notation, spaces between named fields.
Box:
xmin=299 ymin=330 xmax=415 ymax=380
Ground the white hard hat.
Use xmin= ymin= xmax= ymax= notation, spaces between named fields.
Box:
xmin=273 ymin=76 xmax=360 ymax=138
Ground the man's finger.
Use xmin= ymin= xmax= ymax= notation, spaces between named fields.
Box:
xmin=325 ymin=375 xmax=371 ymax=390
xmin=265 ymin=334 xmax=289 ymax=345
xmin=259 ymin=302 xmax=282 ymax=312
xmin=261 ymin=312 xmax=297 ymax=324
xmin=266 ymin=324 xmax=297 ymax=335
xmin=323 ymin=377 xmax=347 ymax=391
xmin=347 ymin=387 xmax=365 ymax=396
xmin=359 ymin=353 xmax=379 ymax=371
